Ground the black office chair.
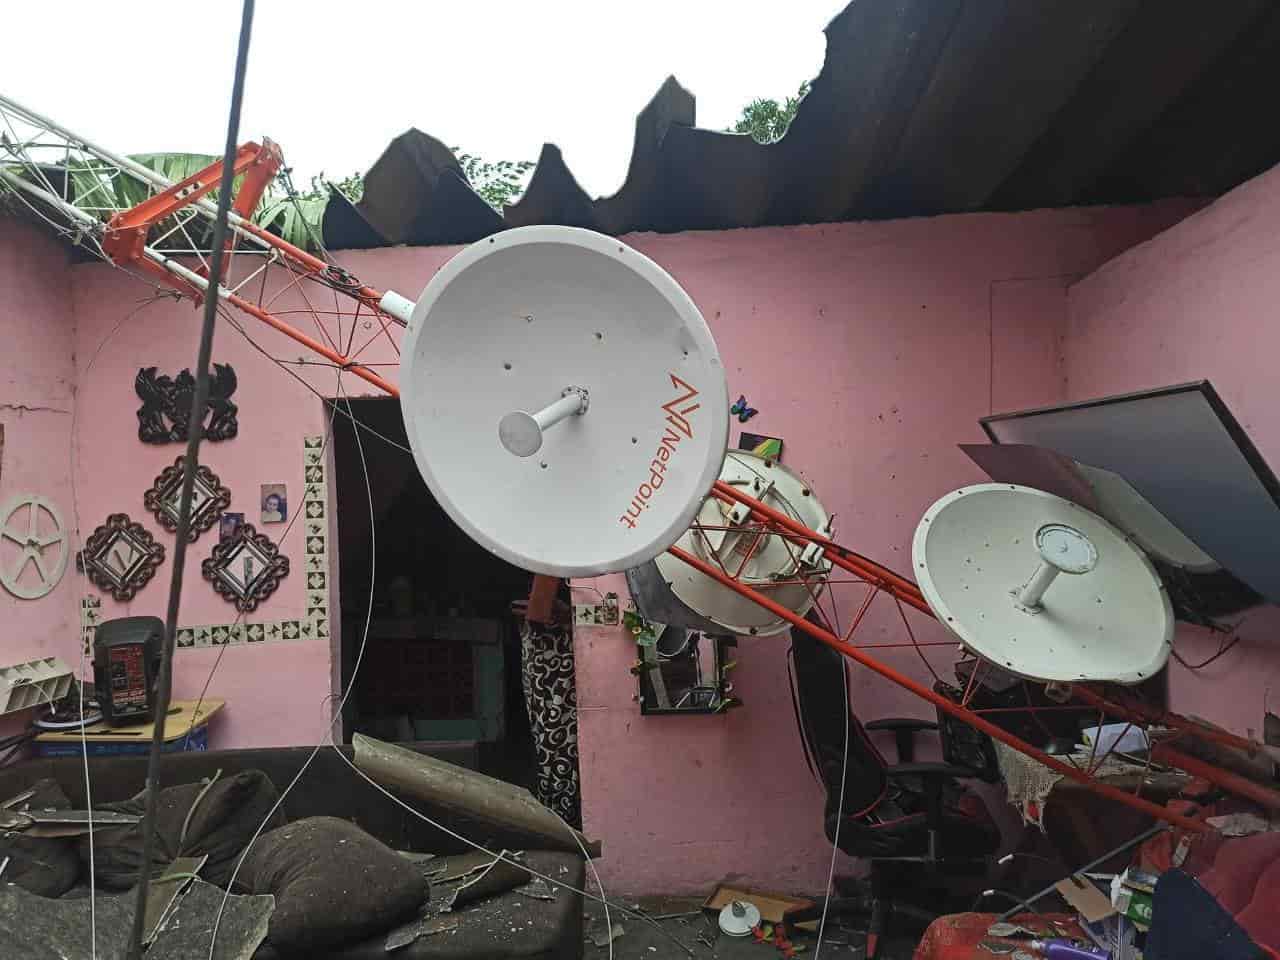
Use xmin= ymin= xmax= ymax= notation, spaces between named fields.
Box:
xmin=784 ymin=616 xmax=1000 ymax=957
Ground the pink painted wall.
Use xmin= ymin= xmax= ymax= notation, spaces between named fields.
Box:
xmin=69 ymin=247 xmax=440 ymax=750
xmin=1066 ymin=163 xmax=1280 ymax=741
xmin=0 ymin=219 xmax=79 ymax=739
xmin=566 ymin=201 xmax=1196 ymax=895
xmin=52 ymin=198 xmax=1195 ymax=890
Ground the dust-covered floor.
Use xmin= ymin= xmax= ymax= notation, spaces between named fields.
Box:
xmin=584 ymin=897 xmax=920 ymax=960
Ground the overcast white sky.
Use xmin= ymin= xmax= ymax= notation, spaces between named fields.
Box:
xmin=3 ymin=0 xmax=845 ymax=198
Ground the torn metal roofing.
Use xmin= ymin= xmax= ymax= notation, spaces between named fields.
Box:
xmin=321 ymin=0 xmax=1280 ymax=248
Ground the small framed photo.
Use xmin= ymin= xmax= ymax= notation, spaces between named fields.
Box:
xmin=260 ymin=483 xmax=287 ymax=524
xmin=219 ymin=512 xmax=245 ymax=543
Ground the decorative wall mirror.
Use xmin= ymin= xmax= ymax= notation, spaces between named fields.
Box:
xmin=201 ymin=523 xmax=289 ymax=612
xmin=143 ymin=457 xmax=231 ymax=541
xmin=79 ymin=514 xmax=166 ymax=601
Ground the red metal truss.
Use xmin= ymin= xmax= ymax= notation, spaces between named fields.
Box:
xmin=38 ymin=129 xmax=1270 ymax=835
xmin=86 ymin=142 xmax=400 ymax=394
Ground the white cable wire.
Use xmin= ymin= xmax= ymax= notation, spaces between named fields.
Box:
xmin=524 ymin=619 xmax=611 ymax=960
xmin=66 ymin=293 xmax=165 ymax=960
xmin=207 ymin=368 xmax=638 ymax=956
xmin=571 ymin=812 xmax=612 ymax=960
xmin=323 ymin=742 xmax=694 ymax=956
xmin=205 ymin=374 xmax=363 ymax=960
xmin=218 ymin=307 xmax=413 ymax=455
xmin=76 ymin=647 xmax=96 ymax=960
xmin=814 ymin=653 xmax=851 ymax=959
xmin=45 ymin=263 xmax=639 ymax=957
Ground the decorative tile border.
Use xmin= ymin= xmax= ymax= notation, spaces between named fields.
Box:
xmin=84 ymin=435 xmax=331 ymax=653
xmin=80 ymin=595 xmax=102 ymax=657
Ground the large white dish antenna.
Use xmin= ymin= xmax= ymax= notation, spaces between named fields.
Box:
xmin=399 ymin=226 xmax=729 ymax=577
xmin=912 ymin=484 xmax=1173 ymax=685
xmin=653 ymin=452 xmax=832 ymax=636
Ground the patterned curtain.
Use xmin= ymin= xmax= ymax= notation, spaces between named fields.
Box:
xmin=520 ymin=619 xmax=582 ymax=828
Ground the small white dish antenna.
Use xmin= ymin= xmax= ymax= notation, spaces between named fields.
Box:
xmin=653 ymin=451 xmax=832 ymax=636
xmin=399 ymin=226 xmax=728 ymax=576
xmin=912 ymin=484 xmax=1172 ymax=685
xmin=719 ymin=900 xmax=761 ymax=937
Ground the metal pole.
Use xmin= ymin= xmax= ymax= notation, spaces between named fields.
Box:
xmin=126 ymin=3 xmax=255 ymax=957
xmin=994 ymin=823 xmax=1168 ymax=921
xmin=1 ymin=92 xmax=399 ymax=316
xmin=0 ymin=165 xmax=105 ymax=229
xmin=140 ymin=250 xmax=398 ymax=396
xmin=0 ymin=90 xmax=272 ymax=250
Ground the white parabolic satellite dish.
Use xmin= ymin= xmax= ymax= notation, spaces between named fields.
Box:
xmin=912 ymin=484 xmax=1173 ymax=684
xmin=399 ymin=226 xmax=729 ymax=577
xmin=653 ymin=451 xmax=833 ymax=636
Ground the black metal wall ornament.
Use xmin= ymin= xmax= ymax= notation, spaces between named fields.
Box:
xmin=201 ymin=523 xmax=289 ymax=613
xmin=143 ymin=457 xmax=231 ymax=541
xmin=135 ymin=364 xmax=239 ymax=443
xmin=78 ymin=514 xmax=166 ymax=601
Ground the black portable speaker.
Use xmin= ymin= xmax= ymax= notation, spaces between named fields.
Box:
xmin=93 ymin=616 xmax=163 ymax=725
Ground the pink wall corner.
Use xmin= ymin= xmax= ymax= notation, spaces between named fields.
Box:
xmin=1065 ymin=163 xmax=1280 ymax=738
xmin=0 ymin=220 xmax=80 ymax=703
xmin=68 ymin=262 xmax=334 ymax=749
xmin=990 ymin=277 xmax=1070 ymax=412
xmin=560 ymin=205 xmax=1195 ymax=895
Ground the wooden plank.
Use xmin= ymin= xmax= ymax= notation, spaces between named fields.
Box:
xmin=703 ymin=884 xmax=818 ymax=932
xmin=33 ymin=699 xmax=223 ymax=744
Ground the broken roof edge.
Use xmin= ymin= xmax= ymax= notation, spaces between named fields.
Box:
xmin=319 ymin=195 xmax=1207 ymax=260
xmin=327 ymin=40 xmax=828 ymax=248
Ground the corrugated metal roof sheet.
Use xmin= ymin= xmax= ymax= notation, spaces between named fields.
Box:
xmin=323 ymin=0 xmax=1280 ymax=248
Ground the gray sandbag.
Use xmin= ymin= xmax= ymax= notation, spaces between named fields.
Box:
xmin=78 ymin=769 xmax=286 ymax=890
xmin=240 ymin=816 xmax=428 ymax=954
xmin=0 ymin=778 xmax=81 ymax=897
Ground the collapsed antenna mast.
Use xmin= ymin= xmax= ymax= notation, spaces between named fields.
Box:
xmin=0 ymin=93 xmax=413 ymax=396
xmin=4 ymin=92 xmax=1272 ymax=833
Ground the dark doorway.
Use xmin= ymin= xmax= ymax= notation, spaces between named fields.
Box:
xmin=330 ymin=397 xmax=537 ymax=787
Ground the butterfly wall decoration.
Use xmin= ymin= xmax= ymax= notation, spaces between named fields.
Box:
xmin=730 ymin=395 xmax=758 ymax=423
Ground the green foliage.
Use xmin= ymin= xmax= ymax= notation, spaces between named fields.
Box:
xmin=256 ymin=150 xmax=534 ymax=249
xmin=49 ymin=153 xmax=230 ymax=250
xmin=730 ymin=81 xmax=811 ymax=144
xmin=11 ymin=82 xmax=809 ymax=253
xmin=311 ymin=171 xmax=364 ymax=203
xmin=66 ymin=153 xmax=219 ymax=217
xmin=256 ymin=169 xmax=363 ymax=250
xmin=453 ymin=150 xmax=535 ymax=212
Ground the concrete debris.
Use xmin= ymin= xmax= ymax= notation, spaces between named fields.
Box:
xmin=1206 ymin=811 xmax=1273 ymax=836
xmin=588 ymin=917 xmax=625 ymax=948
xmin=515 ymin=878 xmax=557 ymax=901
xmin=385 ymin=914 xmax=460 ymax=952
xmin=148 ymin=879 xmax=274 ymax=960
